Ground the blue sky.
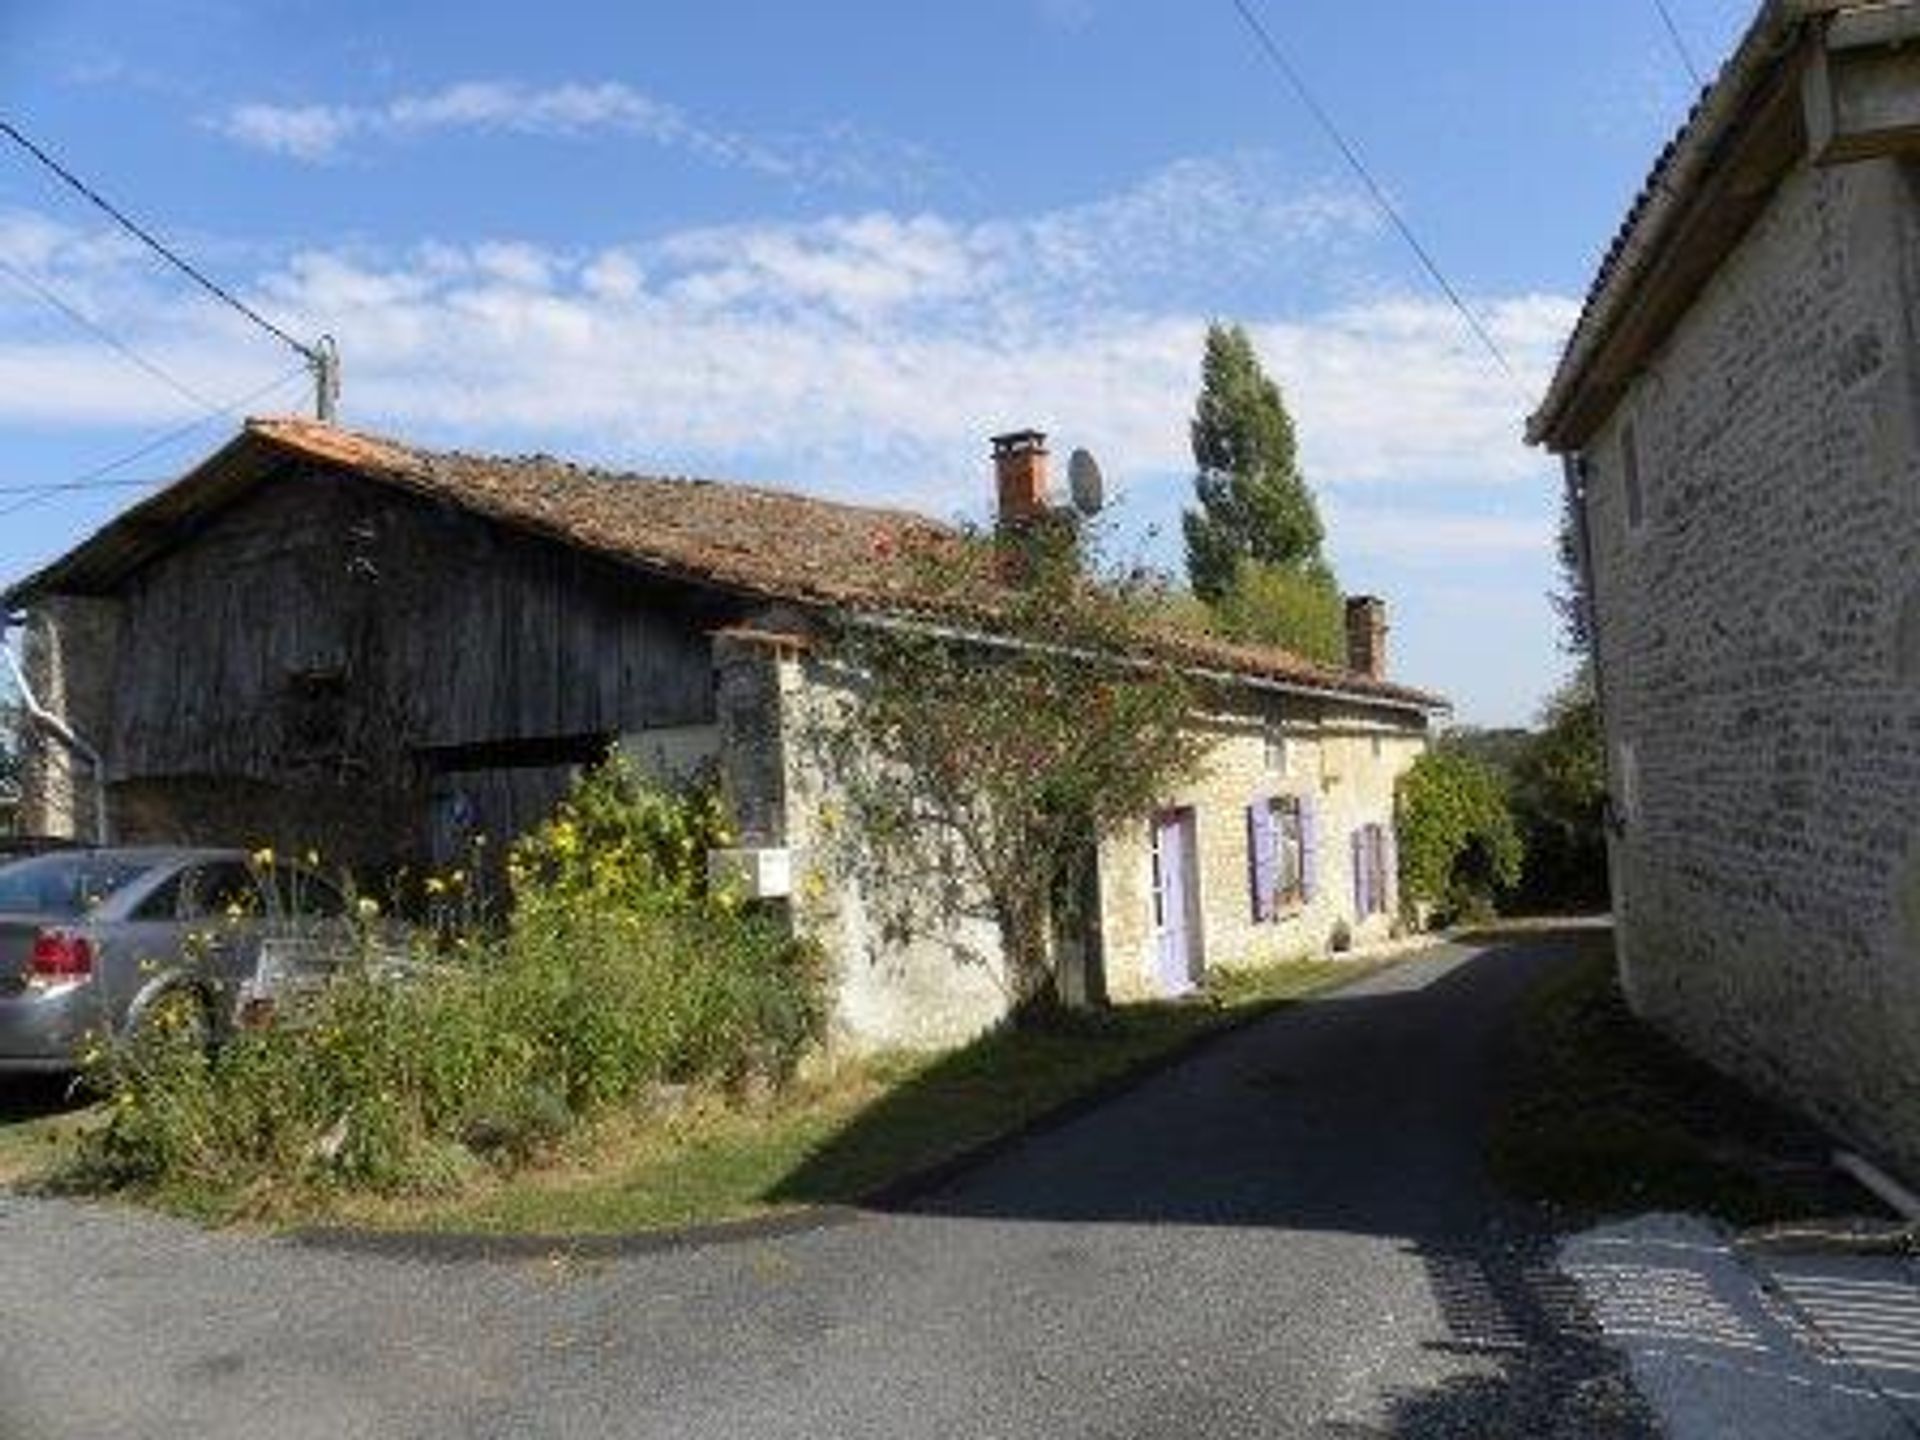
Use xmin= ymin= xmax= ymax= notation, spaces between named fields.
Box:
xmin=0 ymin=0 xmax=1756 ymax=724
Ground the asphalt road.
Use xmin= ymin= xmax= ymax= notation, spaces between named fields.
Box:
xmin=0 ymin=938 xmax=1654 ymax=1439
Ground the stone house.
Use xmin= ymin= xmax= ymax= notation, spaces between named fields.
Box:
xmin=7 ymin=418 xmax=1440 ymax=1049
xmin=1530 ymin=0 xmax=1920 ymax=1175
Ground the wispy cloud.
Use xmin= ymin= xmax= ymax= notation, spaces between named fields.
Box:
xmin=0 ymin=156 xmax=1581 ymax=720
xmin=212 ymin=78 xmax=938 ymax=191
xmin=0 ymin=158 xmax=1569 ymax=519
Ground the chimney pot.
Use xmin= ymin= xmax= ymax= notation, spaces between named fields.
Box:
xmin=991 ymin=429 xmax=1050 ymax=528
xmin=1345 ymin=596 xmax=1388 ymax=681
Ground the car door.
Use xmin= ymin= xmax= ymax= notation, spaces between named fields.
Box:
xmin=180 ymin=860 xmax=269 ymax=1000
xmin=107 ymin=868 xmax=196 ymax=1029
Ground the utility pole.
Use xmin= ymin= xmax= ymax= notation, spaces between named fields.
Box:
xmin=310 ymin=335 xmax=341 ymax=422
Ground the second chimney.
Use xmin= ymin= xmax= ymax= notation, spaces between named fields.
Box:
xmin=992 ymin=429 xmax=1050 ymax=529
xmin=1345 ymin=596 xmax=1388 ymax=681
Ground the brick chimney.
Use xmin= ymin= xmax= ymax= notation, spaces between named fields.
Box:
xmin=1345 ymin=596 xmax=1388 ymax=681
xmin=991 ymin=430 xmax=1050 ymax=529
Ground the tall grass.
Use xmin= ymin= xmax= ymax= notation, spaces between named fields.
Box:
xmin=73 ymin=760 xmax=826 ymax=1205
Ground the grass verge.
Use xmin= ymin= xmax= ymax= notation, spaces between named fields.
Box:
xmin=2 ymin=954 xmax=1386 ymax=1235
xmin=337 ymin=955 xmax=1387 ymax=1234
xmin=1488 ymin=930 xmax=1870 ymax=1226
xmin=0 ymin=1079 xmax=100 ymax=1186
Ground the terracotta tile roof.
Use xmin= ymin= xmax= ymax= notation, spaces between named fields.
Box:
xmin=8 ymin=417 xmax=1446 ymax=714
xmin=247 ymin=416 xmax=958 ymax=612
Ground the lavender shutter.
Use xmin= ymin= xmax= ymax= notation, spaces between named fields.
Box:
xmin=1247 ymin=800 xmax=1276 ymax=921
xmin=1352 ymin=831 xmax=1366 ymax=917
xmin=1301 ymin=794 xmax=1320 ymax=901
xmin=1383 ymin=825 xmax=1399 ymax=917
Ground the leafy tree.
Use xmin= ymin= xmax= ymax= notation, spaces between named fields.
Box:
xmin=1396 ymin=746 xmax=1523 ymax=924
xmin=1509 ymin=670 xmax=1608 ymax=911
xmin=1183 ymin=323 xmax=1329 ymax=604
xmin=1209 ymin=557 xmax=1346 ymax=668
xmin=821 ymin=526 xmax=1207 ymax=1021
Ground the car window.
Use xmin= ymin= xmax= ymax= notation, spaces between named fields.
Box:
xmin=184 ymin=862 xmax=266 ymax=921
xmin=0 ymin=854 xmax=155 ymax=918
xmin=271 ymin=865 xmax=346 ymax=920
xmin=130 ymin=874 xmax=185 ymax=922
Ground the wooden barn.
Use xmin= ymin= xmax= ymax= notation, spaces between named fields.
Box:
xmin=5 ymin=418 xmax=948 ymax=872
xmin=7 ymin=419 xmax=1444 ymax=1046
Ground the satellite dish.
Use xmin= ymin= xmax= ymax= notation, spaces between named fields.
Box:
xmin=1068 ymin=448 xmax=1105 ymax=516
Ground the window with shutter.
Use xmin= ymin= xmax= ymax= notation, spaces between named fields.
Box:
xmin=1246 ymin=801 xmax=1276 ymax=922
xmin=1301 ymin=795 xmax=1319 ymax=900
xmin=1274 ymin=797 xmax=1305 ymax=908
xmin=1248 ymin=796 xmax=1307 ymax=922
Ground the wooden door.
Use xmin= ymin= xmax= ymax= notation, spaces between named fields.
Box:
xmin=1151 ymin=809 xmax=1199 ymax=996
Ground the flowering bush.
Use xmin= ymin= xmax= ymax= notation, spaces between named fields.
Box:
xmin=73 ymin=761 xmax=826 ymax=1205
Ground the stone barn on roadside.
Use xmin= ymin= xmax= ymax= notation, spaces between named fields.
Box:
xmin=1531 ymin=0 xmax=1920 ymax=1178
xmin=7 ymin=418 xmax=1441 ymax=1048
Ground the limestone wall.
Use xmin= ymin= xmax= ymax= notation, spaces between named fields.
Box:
xmin=14 ymin=598 xmax=120 ymax=842
xmin=1582 ymin=154 xmax=1920 ymax=1173
xmin=1096 ymin=704 xmax=1425 ymax=1002
xmin=729 ymin=640 xmax=1013 ymax=1054
xmin=715 ymin=626 xmax=1429 ymax=1051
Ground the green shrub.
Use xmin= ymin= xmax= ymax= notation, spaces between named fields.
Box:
xmin=74 ymin=762 xmax=826 ymax=1206
xmin=1209 ymin=559 xmax=1347 ymax=667
xmin=1396 ymin=747 xmax=1523 ymax=925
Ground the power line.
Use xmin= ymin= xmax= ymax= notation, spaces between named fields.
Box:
xmin=0 ymin=364 xmax=310 ymax=522
xmin=0 ymin=477 xmax=161 ymax=496
xmin=1224 ymin=0 xmax=1523 ymax=393
xmin=1651 ymin=0 xmax=1706 ymax=86
xmin=0 ymin=119 xmax=314 ymax=362
xmin=0 ymin=251 xmax=218 ymax=412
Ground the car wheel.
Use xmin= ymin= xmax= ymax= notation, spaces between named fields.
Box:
xmin=133 ymin=987 xmax=213 ymax=1058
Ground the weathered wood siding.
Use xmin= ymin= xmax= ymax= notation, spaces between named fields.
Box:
xmin=99 ymin=462 xmax=735 ymax=861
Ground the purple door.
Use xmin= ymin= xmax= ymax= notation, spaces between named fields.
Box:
xmin=1151 ymin=810 xmax=1198 ymax=996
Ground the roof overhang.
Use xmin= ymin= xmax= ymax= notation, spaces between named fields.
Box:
xmin=1532 ymin=0 xmax=1920 ymax=453
xmin=1528 ymin=0 xmax=1847 ymax=452
xmin=5 ymin=419 xmax=1452 ymax=716
xmin=5 ymin=427 xmax=290 ymax=608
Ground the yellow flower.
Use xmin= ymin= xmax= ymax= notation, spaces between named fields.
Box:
xmin=304 ymin=849 xmax=321 ymax=868
xmin=449 ymin=870 xmax=467 ymax=888
xmin=356 ymin=896 xmax=381 ymax=920
xmin=425 ymin=877 xmax=447 ymax=897
xmin=251 ymin=846 xmax=275 ymax=868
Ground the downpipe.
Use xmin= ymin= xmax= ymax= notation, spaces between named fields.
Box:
xmin=1 ymin=609 xmax=110 ymax=844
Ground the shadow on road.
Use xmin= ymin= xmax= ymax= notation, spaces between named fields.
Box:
xmin=0 ymin=1074 xmax=86 ymax=1125
xmin=775 ymin=936 xmax=1662 ymax=1435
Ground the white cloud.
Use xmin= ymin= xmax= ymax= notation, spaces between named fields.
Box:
xmin=222 ymin=103 xmax=359 ymax=162
xmin=0 ymin=163 xmax=1574 ymax=523
xmin=210 ymin=79 xmax=938 ymax=192
xmin=0 ymin=159 xmax=1587 ymax=722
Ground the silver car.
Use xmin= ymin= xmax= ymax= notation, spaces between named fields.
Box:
xmin=0 ymin=847 xmax=356 ymax=1073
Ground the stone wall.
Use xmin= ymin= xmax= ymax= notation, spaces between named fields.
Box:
xmin=1096 ymin=700 xmax=1425 ymax=1002
xmin=1582 ymin=153 xmax=1920 ymax=1174
xmin=737 ymin=630 xmax=1430 ymax=1048
xmin=15 ymin=597 xmax=120 ymax=842
xmin=758 ymin=642 xmax=1013 ymax=1052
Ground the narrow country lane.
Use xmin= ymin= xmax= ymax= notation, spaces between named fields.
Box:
xmin=0 ymin=940 xmax=1653 ymax=1439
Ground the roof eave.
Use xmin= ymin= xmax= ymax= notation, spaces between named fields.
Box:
xmin=1528 ymin=0 xmax=1838 ymax=452
xmin=3 ymin=426 xmax=284 ymax=609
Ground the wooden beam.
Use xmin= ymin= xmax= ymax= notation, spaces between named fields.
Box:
xmin=1806 ymin=8 xmax=1920 ymax=166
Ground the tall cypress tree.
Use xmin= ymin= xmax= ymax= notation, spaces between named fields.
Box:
xmin=1182 ymin=323 xmax=1328 ymax=603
